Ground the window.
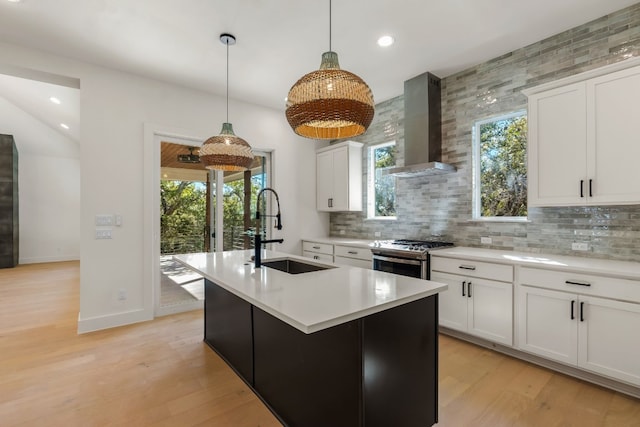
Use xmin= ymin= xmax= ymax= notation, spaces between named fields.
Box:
xmin=368 ymin=141 xmax=397 ymax=219
xmin=473 ymin=112 xmax=527 ymax=219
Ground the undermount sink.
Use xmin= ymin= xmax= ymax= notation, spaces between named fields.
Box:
xmin=261 ymin=258 xmax=335 ymax=274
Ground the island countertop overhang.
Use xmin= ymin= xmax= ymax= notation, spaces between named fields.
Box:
xmin=174 ymin=249 xmax=447 ymax=334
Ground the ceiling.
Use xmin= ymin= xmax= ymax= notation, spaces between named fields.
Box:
xmin=0 ymin=0 xmax=637 ymax=132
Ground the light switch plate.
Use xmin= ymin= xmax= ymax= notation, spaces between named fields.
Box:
xmin=481 ymin=236 xmax=492 ymax=244
xmin=95 ymin=229 xmax=112 ymax=239
xmin=95 ymin=214 xmax=114 ymax=226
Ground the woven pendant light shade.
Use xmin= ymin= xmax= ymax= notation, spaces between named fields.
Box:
xmin=200 ymin=33 xmax=254 ymax=171
xmin=286 ymin=51 xmax=374 ymax=140
xmin=200 ymin=123 xmax=253 ymax=171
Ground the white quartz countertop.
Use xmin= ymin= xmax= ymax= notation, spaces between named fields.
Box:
xmin=432 ymin=247 xmax=640 ymax=280
xmin=174 ymin=250 xmax=447 ymax=334
xmin=302 ymin=237 xmax=376 ymax=248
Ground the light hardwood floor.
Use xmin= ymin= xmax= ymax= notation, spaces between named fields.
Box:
xmin=1 ymin=262 xmax=639 ymax=426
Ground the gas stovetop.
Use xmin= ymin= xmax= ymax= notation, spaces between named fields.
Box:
xmin=370 ymin=239 xmax=454 ymax=259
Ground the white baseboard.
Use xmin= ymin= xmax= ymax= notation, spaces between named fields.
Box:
xmin=20 ymin=255 xmax=80 ymax=264
xmin=77 ymin=308 xmax=153 ymax=334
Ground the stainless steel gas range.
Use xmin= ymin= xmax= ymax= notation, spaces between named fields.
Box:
xmin=370 ymin=239 xmax=454 ymax=279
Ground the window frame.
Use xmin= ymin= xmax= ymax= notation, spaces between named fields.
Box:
xmin=367 ymin=141 xmax=397 ymax=220
xmin=472 ymin=110 xmax=528 ymax=221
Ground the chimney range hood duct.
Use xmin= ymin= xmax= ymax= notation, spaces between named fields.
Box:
xmin=385 ymin=72 xmax=455 ymax=177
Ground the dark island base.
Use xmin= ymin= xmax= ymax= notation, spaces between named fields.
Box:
xmin=204 ymin=279 xmax=438 ymax=427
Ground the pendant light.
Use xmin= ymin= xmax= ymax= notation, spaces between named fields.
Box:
xmin=200 ymin=33 xmax=254 ymax=171
xmin=285 ymin=0 xmax=375 ymax=140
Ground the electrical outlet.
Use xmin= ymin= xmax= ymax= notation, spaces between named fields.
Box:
xmin=481 ymin=236 xmax=492 ymax=245
xmin=572 ymin=242 xmax=589 ymax=251
xmin=374 ymin=231 xmax=381 ymax=237
xmin=117 ymin=289 xmax=127 ymax=301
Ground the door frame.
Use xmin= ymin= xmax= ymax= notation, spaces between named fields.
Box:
xmin=145 ymin=124 xmax=207 ymax=317
xmin=144 ymin=123 xmax=273 ymax=318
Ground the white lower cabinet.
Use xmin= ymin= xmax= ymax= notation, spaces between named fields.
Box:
xmin=518 ymin=268 xmax=640 ymax=387
xmin=430 ymin=257 xmax=513 ymax=346
xmin=334 ymin=244 xmax=372 ymax=269
xmin=302 ymin=241 xmax=334 ymax=262
xmin=301 ymin=240 xmax=373 ymax=269
xmin=518 ymin=286 xmax=578 ymax=365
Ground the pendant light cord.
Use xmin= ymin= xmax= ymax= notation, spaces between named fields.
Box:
xmin=226 ymin=40 xmax=229 ymax=123
xmin=329 ymin=0 xmax=332 ymax=52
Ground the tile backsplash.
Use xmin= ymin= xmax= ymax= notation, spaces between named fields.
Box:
xmin=330 ymin=3 xmax=640 ymax=262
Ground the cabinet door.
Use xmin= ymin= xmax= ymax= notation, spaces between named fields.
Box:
xmin=518 ymin=286 xmax=578 ymax=365
xmin=431 ymin=272 xmax=468 ymax=333
xmin=528 ymin=82 xmax=587 ymax=206
xmin=303 ymin=250 xmax=334 ymax=263
xmin=587 ymin=66 xmax=640 ymax=205
xmin=578 ymin=296 xmax=640 ymax=386
xmin=467 ymin=278 xmax=513 ymax=346
xmin=316 ymin=150 xmax=334 ymax=211
xmin=330 ymin=146 xmax=349 ymax=211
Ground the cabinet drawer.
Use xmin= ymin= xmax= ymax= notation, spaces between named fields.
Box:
xmin=334 ymin=245 xmax=372 ymax=261
xmin=519 ymin=267 xmax=640 ymax=302
xmin=302 ymin=241 xmax=334 ymax=255
xmin=302 ymin=251 xmax=334 ymax=263
xmin=334 ymin=256 xmax=372 ymax=269
xmin=431 ymin=256 xmax=513 ymax=282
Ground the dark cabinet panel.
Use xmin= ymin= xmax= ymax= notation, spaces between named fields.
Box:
xmin=362 ymin=296 xmax=438 ymax=427
xmin=204 ymin=279 xmax=254 ymax=384
xmin=253 ymin=307 xmax=362 ymax=427
xmin=0 ymin=134 xmax=18 ymax=269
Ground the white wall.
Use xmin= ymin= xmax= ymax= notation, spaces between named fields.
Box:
xmin=0 ymin=41 xmax=328 ymax=332
xmin=0 ymin=97 xmax=80 ymax=264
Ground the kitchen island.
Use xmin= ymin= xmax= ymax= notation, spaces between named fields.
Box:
xmin=174 ymin=250 xmax=448 ymax=427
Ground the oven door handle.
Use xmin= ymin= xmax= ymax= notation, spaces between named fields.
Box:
xmin=372 ymin=254 xmax=423 ymax=266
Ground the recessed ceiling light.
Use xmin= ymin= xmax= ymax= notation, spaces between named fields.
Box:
xmin=6 ymin=0 xmax=23 ymax=3
xmin=50 ymin=97 xmax=61 ymax=105
xmin=60 ymin=123 xmax=69 ymax=130
xmin=377 ymin=35 xmax=395 ymax=47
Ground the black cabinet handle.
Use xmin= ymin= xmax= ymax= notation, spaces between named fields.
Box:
xmin=571 ymin=300 xmax=575 ymax=320
xmin=589 ymin=179 xmax=593 ymax=197
xmin=580 ymin=302 xmax=585 ymax=322
xmin=312 ymin=246 xmax=321 ymax=249
xmin=328 ymin=198 xmax=333 ymax=208
xmin=459 ymin=265 xmax=476 ymax=271
xmin=347 ymin=251 xmax=358 ymax=255
xmin=468 ymin=282 xmax=472 ymax=298
xmin=565 ymin=280 xmax=591 ymax=287
xmin=462 ymin=281 xmax=466 ymax=297
xmin=580 ymin=180 xmax=584 ymax=198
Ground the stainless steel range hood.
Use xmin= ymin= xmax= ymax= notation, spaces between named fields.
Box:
xmin=386 ymin=72 xmax=455 ymax=177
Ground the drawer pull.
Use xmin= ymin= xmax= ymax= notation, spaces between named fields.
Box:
xmin=312 ymin=246 xmax=321 ymax=249
xmin=313 ymin=255 xmax=319 ymax=260
xmin=347 ymin=251 xmax=358 ymax=255
xmin=565 ymin=280 xmax=591 ymax=287
xmin=459 ymin=265 xmax=476 ymax=271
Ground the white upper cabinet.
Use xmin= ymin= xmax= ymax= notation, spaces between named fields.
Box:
xmin=316 ymin=141 xmax=363 ymax=212
xmin=587 ymin=66 xmax=640 ymax=205
xmin=526 ymin=59 xmax=640 ymax=207
xmin=527 ymin=83 xmax=587 ymax=206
